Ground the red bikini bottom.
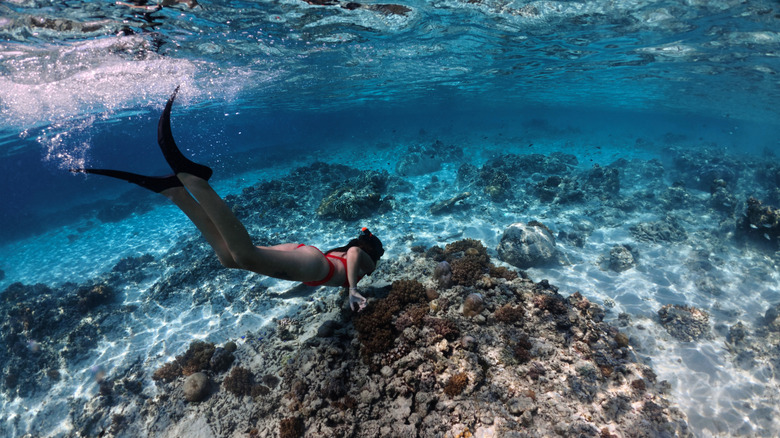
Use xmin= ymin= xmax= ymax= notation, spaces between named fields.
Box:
xmin=297 ymin=244 xmax=347 ymax=287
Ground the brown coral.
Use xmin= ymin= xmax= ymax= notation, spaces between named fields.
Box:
xmin=444 ymin=238 xmax=488 ymax=257
xmin=494 ymin=304 xmax=525 ymax=324
xmin=533 ymin=293 xmax=568 ymax=315
xmin=251 ymin=384 xmax=271 ymax=397
xmin=180 ymin=341 xmax=216 ymax=376
xmin=354 ymin=300 xmax=399 ymax=359
xmin=152 ymin=361 xmax=182 ymax=382
xmin=512 ymin=335 xmax=533 ymax=363
xmin=450 ymin=257 xmax=487 ymax=286
xmin=279 ymin=417 xmax=304 ymax=438
xmin=151 ymin=340 xmax=216 ymax=382
xmin=569 ymin=291 xmax=591 ymax=310
xmin=444 ymin=239 xmax=492 ymax=286
xmin=631 ymin=378 xmax=646 ymax=392
xmin=388 ymin=279 xmax=427 ymax=306
xmin=489 ymin=265 xmax=518 ymax=280
xmin=444 ymin=372 xmax=468 ymax=397
xmin=354 ymin=280 xmax=429 ymax=363
xmin=423 ymin=316 xmax=460 ymax=341
xmin=425 ymin=246 xmax=446 ymax=261
xmin=394 ymin=304 xmax=428 ymax=331
xmin=77 ymin=283 xmax=115 ymax=310
xmin=223 ymin=366 xmax=254 ymax=397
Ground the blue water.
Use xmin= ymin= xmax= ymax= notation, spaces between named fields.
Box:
xmin=1 ymin=0 xmax=780 ymax=436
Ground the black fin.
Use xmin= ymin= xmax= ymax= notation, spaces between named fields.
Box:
xmin=157 ymin=86 xmax=213 ymax=180
xmin=71 ymin=168 xmax=183 ymax=193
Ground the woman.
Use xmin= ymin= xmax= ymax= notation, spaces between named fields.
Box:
xmin=72 ymin=87 xmax=383 ymax=312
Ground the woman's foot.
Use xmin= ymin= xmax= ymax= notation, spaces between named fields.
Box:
xmin=157 ymin=86 xmax=213 ymax=181
xmin=70 ymin=168 xmax=183 ymax=193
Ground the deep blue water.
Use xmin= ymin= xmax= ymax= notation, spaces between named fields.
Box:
xmin=2 ymin=0 xmax=780 ymax=436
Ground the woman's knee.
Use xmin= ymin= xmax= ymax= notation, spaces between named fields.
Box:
xmin=218 ymin=255 xmax=241 ymax=269
xmin=231 ymin=247 xmax=261 ymax=270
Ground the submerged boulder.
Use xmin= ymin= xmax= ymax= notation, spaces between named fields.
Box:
xmin=630 ymin=216 xmax=687 ymax=243
xmin=736 ymin=197 xmax=780 ymax=250
xmin=764 ymin=303 xmax=780 ymax=332
xmin=396 ymin=140 xmax=461 ymax=176
xmin=582 ymin=164 xmax=620 ymax=197
xmin=183 ymin=372 xmax=210 ymax=402
xmin=316 ymin=170 xmax=392 ymax=220
xmin=658 ymin=304 xmax=711 ymax=342
xmin=603 ymin=244 xmax=639 ymax=272
xmin=497 ymin=221 xmax=557 ymax=269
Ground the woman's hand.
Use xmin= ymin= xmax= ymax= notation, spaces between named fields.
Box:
xmin=349 ymin=288 xmax=367 ymax=312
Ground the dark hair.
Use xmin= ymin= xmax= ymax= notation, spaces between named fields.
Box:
xmin=326 ymin=228 xmax=384 ymax=264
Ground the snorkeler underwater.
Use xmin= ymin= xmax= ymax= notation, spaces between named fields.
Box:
xmin=1 ymin=0 xmax=779 ymax=436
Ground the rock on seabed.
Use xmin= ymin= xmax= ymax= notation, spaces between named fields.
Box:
xmin=75 ymin=240 xmax=690 ymax=438
xmin=497 ymin=221 xmax=558 ymax=269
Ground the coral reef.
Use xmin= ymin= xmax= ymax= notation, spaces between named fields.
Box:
xmin=279 ymin=417 xmax=304 ymax=438
xmin=0 ymin=280 xmax=123 ymax=397
xmin=152 ymin=362 xmax=182 ymax=383
xmin=152 ymin=340 xmax=236 ymax=382
xmin=396 ymin=140 xmax=461 ymax=176
xmin=180 ymin=341 xmax=216 ymax=375
xmin=432 ymin=260 xmax=453 ymax=288
xmin=721 ymin=303 xmax=780 ymax=380
xmin=36 ymin=238 xmax=691 ymax=438
xmin=462 ymin=293 xmax=484 ymax=317
xmin=657 ymin=304 xmax=711 ymax=342
xmin=316 ymin=172 xmax=391 ymax=220
xmin=112 ymin=254 xmax=154 ymax=273
xmin=630 ymin=216 xmax=687 ymax=243
xmin=232 ymin=162 xmax=400 ymax=226
xmin=76 ymin=284 xmax=116 ymax=310
xmin=583 ymin=164 xmax=620 ymax=197
xmin=223 ymin=366 xmax=254 ymax=397
xmin=23 ymin=144 xmax=780 ymax=436
xmin=736 ymin=197 xmax=780 ymax=250
xmin=353 ymin=279 xmax=429 ymax=364
xmin=494 ymin=304 xmax=525 ymax=324
xmin=488 ymin=265 xmax=518 ymax=280
xmin=443 ymin=372 xmax=468 ymax=397
xmin=210 ymin=346 xmax=236 ymax=372
xmin=480 ymin=168 xmax=512 ymax=201
xmin=599 ymin=244 xmax=639 ymax=272
xmin=497 ymin=221 xmax=558 ymax=269
xmin=764 ymin=303 xmax=780 ymax=332
xmin=669 ymin=147 xmax=741 ymax=191
xmin=444 ymin=239 xmax=491 ymax=286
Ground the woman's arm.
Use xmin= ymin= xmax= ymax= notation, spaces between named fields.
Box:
xmin=345 ymin=247 xmax=375 ymax=311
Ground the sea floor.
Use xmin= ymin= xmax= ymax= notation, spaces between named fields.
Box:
xmin=1 ymin=126 xmax=779 ymax=437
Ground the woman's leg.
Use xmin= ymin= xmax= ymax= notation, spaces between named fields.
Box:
xmin=161 ymin=186 xmax=240 ymax=268
xmin=156 ymin=87 xmax=326 ymax=281
xmin=175 ymin=172 xmax=329 ymax=281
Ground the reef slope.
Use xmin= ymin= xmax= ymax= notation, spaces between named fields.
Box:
xmin=65 ymin=240 xmax=690 ymax=438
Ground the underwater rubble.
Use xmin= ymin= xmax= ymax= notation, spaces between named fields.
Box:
xmin=0 ymin=280 xmax=122 ymax=399
xmin=46 ymin=239 xmax=690 ymax=437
